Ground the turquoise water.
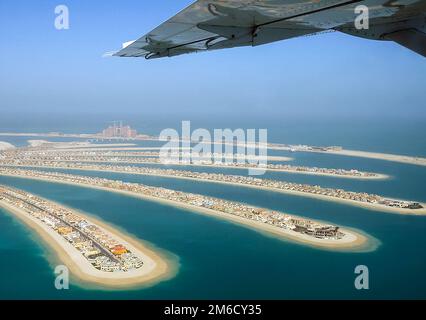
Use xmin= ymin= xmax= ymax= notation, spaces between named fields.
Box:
xmin=0 ymin=117 xmax=425 ymax=299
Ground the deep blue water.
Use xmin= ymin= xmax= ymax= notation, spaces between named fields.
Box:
xmin=0 ymin=117 xmax=425 ymax=299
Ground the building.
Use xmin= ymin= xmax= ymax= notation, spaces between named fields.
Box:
xmin=57 ymin=226 xmax=73 ymax=235
xmin=111 ymin=244 xmax=128 ymax=255
xmin=101 ymin=121 xmax=137 ymax=138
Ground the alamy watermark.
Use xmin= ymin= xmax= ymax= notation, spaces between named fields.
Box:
xmin=354 ymin=265 xmax=369 ymax=290
xmin=54 ymin=5 xmax=70 ymax=30
xmin=54 ymin=265 xmax=69 ymax=290
xmin=52 ymin=4 xmax=369 ymax=34
xmin=159 ymin=121 xmax=268 ymax=176
xmin=354 ymin=5 xmax=369 ymax=30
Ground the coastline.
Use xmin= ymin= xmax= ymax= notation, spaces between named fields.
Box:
xmin=0 ymin=162 xmax=388 ymax=181
xmin=1 ymin=132 xmax=424 ymax=166
xmin=95 ymin=161 xmax=388 ymax=180
xmin=1 ymin=165 xmax=421 ymax=215
xmin=0 ymin=173 xmax=374 ymax=251
xmin=0 ymin=199 xmax=176 ymax=289
xmin=318 ymin=149 xmax=426 ymax=167
xmin=267 ymin=146 xmax=426 ymax=167
xmin=27 ymin=140 xmax=137 ymax=149
xmin=55 ymin=147 xmax=426 ymax=167
xmin=0 ymin=141 xmax=15 ymax=151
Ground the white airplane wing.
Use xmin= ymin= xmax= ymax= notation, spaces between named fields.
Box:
xmin=113 ymin=0 xmax=426 ymax=59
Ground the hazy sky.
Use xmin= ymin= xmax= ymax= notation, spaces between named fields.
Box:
xmin=1 ymin=0 xmax=425 ymax=119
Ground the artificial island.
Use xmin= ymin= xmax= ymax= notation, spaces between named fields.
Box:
xmin=0 ymin=167 xmax=374 ymax=251
xmin=0 ymin=160 xmax=423 ymax=215
xmin=1 ymin=144 xmax=388 ymax=179
xmin=0 ymin=185 xmax=172 ymax=288
xmin=1 ymin=124 xmax=426 ymax=166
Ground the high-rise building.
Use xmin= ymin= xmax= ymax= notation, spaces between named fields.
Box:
xmin=101 ymin=122 xmax=137 ymax=138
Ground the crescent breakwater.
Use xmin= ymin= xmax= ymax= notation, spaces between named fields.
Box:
xmin=0 ymin=162 xmax=422 ymax=215
xmin=271 ymin=144 xmax=426 ymax=167
xmin=0 ymin=167 xmax=375 ymax=251
xmin=0 ymin=132 xmax=425 ymax=166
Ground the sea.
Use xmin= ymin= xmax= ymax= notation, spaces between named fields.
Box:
xmin=0 ymin=113 xmax=425 ymax=299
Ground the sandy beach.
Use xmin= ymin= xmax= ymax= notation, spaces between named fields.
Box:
xmin=52 ymin=147 xmax=188 ymax=152
xmin=45 ymin=144 xmax=426 ymax=167
xmin=0 ymin=199 xmax=176 ymax=289
xmin=1 ymin=164 xmax=418 ymax=215
xmin=0 ymin=172 xmax=374 ymax=251
xmin=0 ymin=141 xmax=15 ymax=151
xmin=144 ymin=138 xmax=426 ymax=167
xmin=267 ymin=146 xmax=426 ymax=167
xmin=28 ymin=152 xmax=294 ymax=163
xmin=0 ymin=161 xmax=387 ymax=180
xmin=167 ymin=200 xmax=374 ymax=252
xmin=148 ymin=172 xmax=426 ymax=215
xmin=316 ymin=149 xmax=426 ymax=167
xmin=2 ymin=131 xmax=425 ymax=166
xmin=27 ymin=140 xmax=137 ymax=149
xmin=54 ymin=146 xmax=426 ymax=167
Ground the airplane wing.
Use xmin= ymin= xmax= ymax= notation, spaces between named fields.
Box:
xmin=113 ymin=0 xmax=426 ymax=59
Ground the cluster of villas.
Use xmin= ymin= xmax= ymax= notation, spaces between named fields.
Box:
xmin=0 ymin=187 xmax=143 ymax=273
xmin=192 ymin=198 xmax=344 ymax=239
xmin=0 ymin=149 xmax=372 ymax=176
xmin=263 ymin=164 xmax=376 ymax=177
xmin=0 ymin=169 xmax=347 ymax=241
xmin=269 ymin=144 xmax=343 ymax=152
xmin=0 ymin=162 xmax=421 ymax=211
xmin=379 ymin=198 xmax=423 ymax=209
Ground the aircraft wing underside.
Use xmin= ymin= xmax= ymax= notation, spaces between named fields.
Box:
xmin=113 ymin=0 xmax=426 ymax=59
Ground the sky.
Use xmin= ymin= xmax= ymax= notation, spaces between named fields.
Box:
xmin=1 ymin=0 xmax=426 ymax=120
